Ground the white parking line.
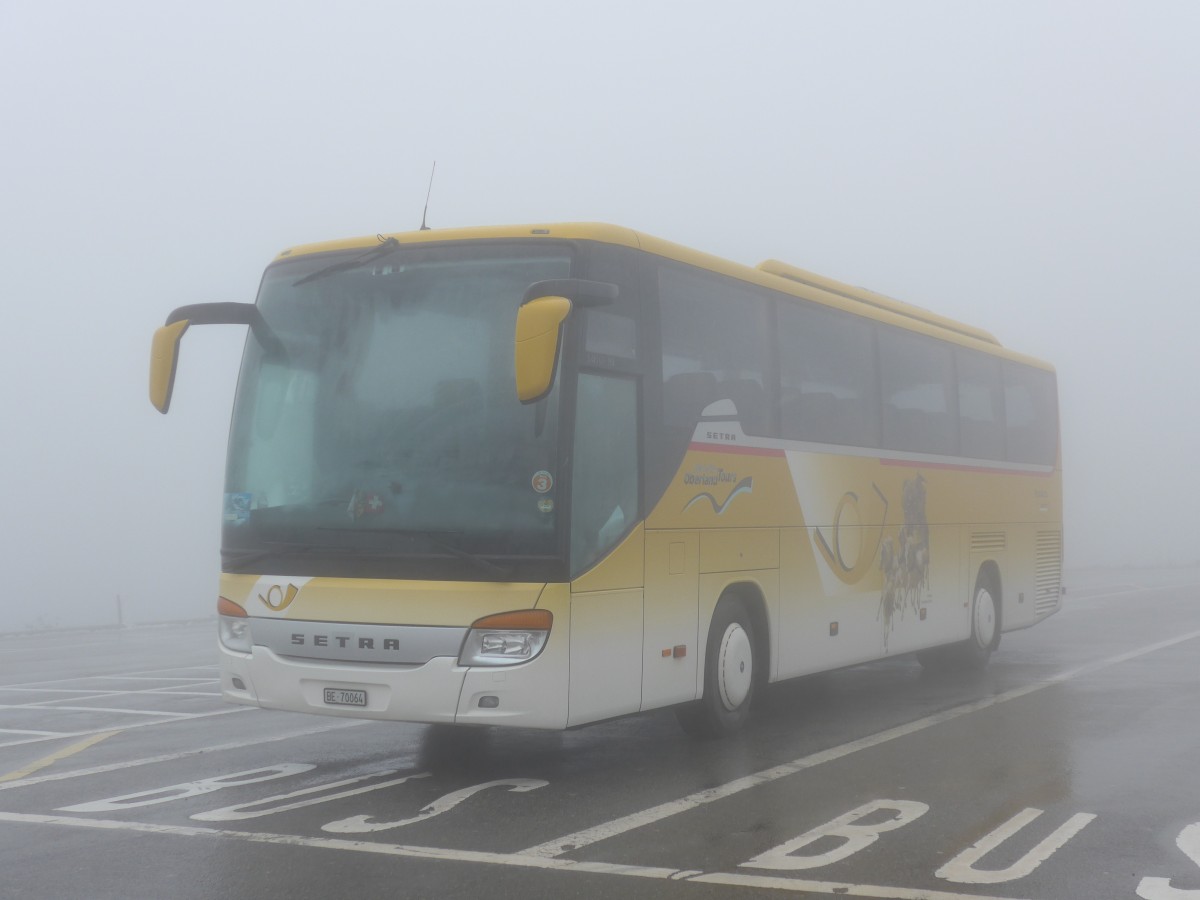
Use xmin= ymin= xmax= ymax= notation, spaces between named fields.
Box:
xmin=0 ymin=810 xmax=1042 ymax=900
xmin=0 ymin=718 xmax=370 ymax=790
xmin=0 ymin=696 xmax=132 ymax=700
xmin=521 ymin=627 xmax=1200 ymax=858
xmin=6 ymin=681 xmax=219 ymax=708
xmin=92 ymin=676 xmax=218 ymax=682
xmin=0 ymin=707 xmax=254 ymax=750
xmin=2 ymin=666 xmax=218 ymax=691
xmin=4 ymin=706 xmax=195 ymax=718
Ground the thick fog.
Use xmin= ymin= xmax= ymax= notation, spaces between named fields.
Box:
xmin=1 ymin=1 xmax=1196 ymax=631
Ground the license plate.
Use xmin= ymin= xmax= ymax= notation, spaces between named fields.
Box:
xmin=323 ymin=687 xmax=367 ymax=707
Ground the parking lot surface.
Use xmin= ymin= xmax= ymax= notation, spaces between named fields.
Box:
xmin=3 ymin=568 xmax=1199 ymax=900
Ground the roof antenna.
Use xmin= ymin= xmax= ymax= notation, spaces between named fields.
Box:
xmin=419 ymin=161 xmax=437 ymax=231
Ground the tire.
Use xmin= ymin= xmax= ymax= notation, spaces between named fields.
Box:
xmin=917 ymin=575 xmax=999 ymax=672
xmin=962 ymin=578 xmax=999 ymax=667
xmin=948 ymin=576 xmax=1000 ymax=670
xmin=676 ymin=597 xmax=758 ymax=738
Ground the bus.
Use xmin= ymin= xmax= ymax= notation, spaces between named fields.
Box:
xmin=150 ymin=223 xmax=1061 ymax=736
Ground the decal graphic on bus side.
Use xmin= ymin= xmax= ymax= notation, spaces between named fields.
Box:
xmin=682 ymin=466 xmax=754 ymax=515
xmin=878 ymin=475 xmax=930 ymax=648
xmin=789 ymin=455 xmax=932 ymax=648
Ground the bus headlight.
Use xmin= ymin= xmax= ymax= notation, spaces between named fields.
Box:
xmin=459 ymin=609 xmax=552 ymax=667
xmin=218 ymin=597 xmax=253 ymax=654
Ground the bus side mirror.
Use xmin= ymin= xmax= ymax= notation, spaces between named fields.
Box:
xmin=514 ymin=296 xmax=572 ymax=404
xmin=149 ymin=302 xmax=268 ymax=414
xmin=150 ymin=319 xmax=190 ymax=414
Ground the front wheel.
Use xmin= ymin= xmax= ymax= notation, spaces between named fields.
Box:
xmin=676 ymin=597 xmax=757 ymax=738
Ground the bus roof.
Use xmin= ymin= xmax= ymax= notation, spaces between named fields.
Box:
xmin=273 ymin=222 xmax=1047 ymax=368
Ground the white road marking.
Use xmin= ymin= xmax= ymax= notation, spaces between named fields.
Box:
xmin=322 ymin=779 xmax=549 ymax=834
xmin=60 ymin=764 xmax=315 ymax=812
xmin=0 ymin=728 xmax=70 ymax=737
xmin=0 ymin=718 xmax=370 ymax=791
xmin=691 ymin=870 xmax=1038 ymax=899
xmin=521 ymin=627 xmax=1200 ymax=858
xmin=3 ymin=705 xmax=194 ymax=718
xmin=935 ymin=808 xmax=1096 ymax=884
xmin=743 ymin=800 xmax=929 ymax=871
xmin=0 ymin=687 xmax=129 ymax=695
xmin=1 ymin=665 xmax=218 ymax=691
xmin=37 ymin=687 xmax=219 ymax=705
xmin=0 ymin=706 xmax=253 ymax=750
xmin=0 ymin=810 xmax=1045 ymax=899
xmin=1 ymin=682 xmax=219 ymax=707
xmin=91 ymin=675 xmax=218 ymax=682
xmin=1138 ymin=822 xmax=1200 ymax=900
xmin=192 ymin=770 xmax=426 ymax=822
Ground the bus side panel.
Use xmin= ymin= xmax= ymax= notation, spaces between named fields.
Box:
xmin=994 ymin=524 xmax=1040 ymax=631
xmin=641 ymin=530 xmax=700 ymax=711
xmin=778 ymin=526 xmax=883 ymax=679
xmin=568 ymin=525 xmax=646 ymax=726
xmin=881 ymin=523 xmax=964 ymax=656
xmin=567 ymin=588 xmax=644 ymax=726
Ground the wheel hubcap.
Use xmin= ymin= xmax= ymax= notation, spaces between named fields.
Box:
xmin=974 ymin=588 xmax=996 ymax=648
xmin=718 ymin=623 xmax=753 ymax=711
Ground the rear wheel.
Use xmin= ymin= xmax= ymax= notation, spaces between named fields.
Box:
xmin=676 ymin=597 xmax=757 ymax=738
xmin=917 ymin=574 xmax=999 ymax=671
xmin=960 ymin=579 xmax=999 ymax=668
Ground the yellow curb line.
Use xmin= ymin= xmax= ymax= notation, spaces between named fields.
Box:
xmin=0 ymin=731 xmax=119 ymax=784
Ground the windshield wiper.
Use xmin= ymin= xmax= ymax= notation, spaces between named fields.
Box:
xmin=292 ymin=236 xmax=400 ymax=287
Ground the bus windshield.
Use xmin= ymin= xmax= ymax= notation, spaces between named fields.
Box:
xmin=222 ymin=243 xmax=573 ymax=580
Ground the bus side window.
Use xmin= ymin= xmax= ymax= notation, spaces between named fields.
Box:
xmin=571 ymin=373 xmax=640 ymax=576
xmin=1003 ymin=364 xmax=1058 ymax=465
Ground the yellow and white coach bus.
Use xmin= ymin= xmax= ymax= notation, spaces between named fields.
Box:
xmin=150 ymin=223 xmax=1061 ymax=736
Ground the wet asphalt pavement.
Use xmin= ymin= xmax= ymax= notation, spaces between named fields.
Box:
xmin=2 ymin=567 xmax=1198 ymax=900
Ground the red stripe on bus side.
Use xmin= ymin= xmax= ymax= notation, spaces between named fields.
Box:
xmin=688 ymin=442 xmax=786 ymax=457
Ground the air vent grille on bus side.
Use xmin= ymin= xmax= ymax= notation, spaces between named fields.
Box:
xmin=1035 ymin=531 xmax=1063 ymax=616
xmin=971 ymin=532 xmax=1007 ymax=554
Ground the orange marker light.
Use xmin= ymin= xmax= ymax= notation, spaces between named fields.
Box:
xmin=470 ymin=609 xmax=552 ymax=631
xmin=218 ymin=597 xmax=247 ymax=618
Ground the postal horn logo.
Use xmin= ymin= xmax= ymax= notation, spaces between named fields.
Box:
xmin=683 ymin=466 xmax=753 ymax=515
xmin=258 ymin=583 xmax=300 ymax=612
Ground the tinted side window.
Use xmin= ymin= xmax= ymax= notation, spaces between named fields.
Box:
xmin=1004 ymin=363 xmax=1059 ymax=465
xmin=956 ymin=349 xmax=1006 ymax=460
xmin=571 ymin=373 xmax=640 ymax=575
xmin=659 ymin=265 xmax=772 ymax=436
xmin=777 ymin=302 xmax=880 ymax=447
xmin=878 ymin=327 xmax=957 ymax=455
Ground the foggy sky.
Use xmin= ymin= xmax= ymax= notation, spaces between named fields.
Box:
xmin=2 ymin=1 xmax=1197 ymax=630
